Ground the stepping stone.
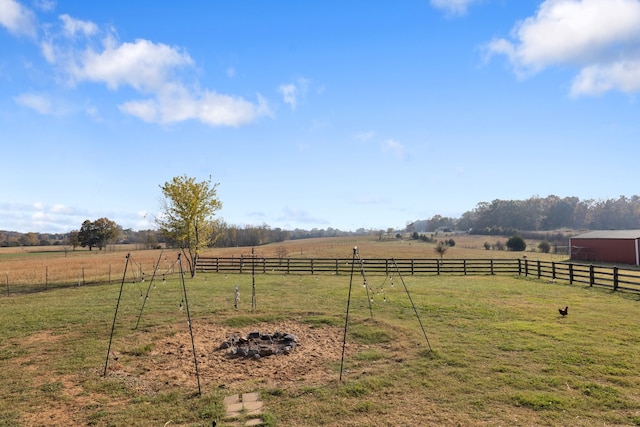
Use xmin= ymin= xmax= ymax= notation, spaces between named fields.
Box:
xmin=245 ymin=418 xmax=263 ymax=426
xmin=243 ymin=400 xmax=263 ymax=415
xmin=242 ymin=392 xmax=260 ymax=402
xmin=224 ymin=394 xmax=240 ymax=405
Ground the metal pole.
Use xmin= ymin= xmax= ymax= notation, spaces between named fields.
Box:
xmin=340 ymin=247 xmax=358 ymax=382
xmin=393 ymin=258 xmax=432 ymax=352
xmin=135 ymin=250 xmax=164 ymax=330
xmin=178 ymin=254 xmax=202 ymax=395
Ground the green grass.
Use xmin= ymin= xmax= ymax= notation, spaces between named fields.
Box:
xmin=1 ymin=271 xmax=640 ymax=426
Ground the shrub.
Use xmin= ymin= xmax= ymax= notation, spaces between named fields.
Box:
xmin=506 ymin=235 xmax=527 ymax=251
xmin=538 ymin=241 xmax=551 ymax=253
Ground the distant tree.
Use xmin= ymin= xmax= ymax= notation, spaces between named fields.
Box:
xmin=484 ymin=242 xmax=492 ymax=250
xmin=538 ymin=241 xmax=551 ymax=253
xmin=20 ymin=232 xmax=39 ymax=246
xmin=78 ymin=220 xmax=98 ymax=250
xmin=447 ymin=238 xmax=456 ymax=247
xmin=156 ymin=175 xmax=222 ymax=277
xmin=506 ymin=235 xmax=527 ymax=251
xmin=434 ymin=241 xmax=448 ymax=258
xmin=275 ymin=245 xmax=288 ymax=260
xmin=67 ymin=230 xmax=80 ymax=250
xmin=93 ymin=218 xmax=119 ymax=249
xmin=78 ymin=218 xmax=119 ymax=251
xmin=495 ymin=240 xmax=505 ymax=251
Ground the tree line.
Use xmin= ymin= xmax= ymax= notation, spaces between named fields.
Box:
xmin=409 ymin=195 xmax=640 ymax=236
xmin=5 ymin=193 xmax=640 ymax=251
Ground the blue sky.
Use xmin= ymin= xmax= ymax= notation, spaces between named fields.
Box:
xmin=2 ymin=0 xmax=640 ymax=234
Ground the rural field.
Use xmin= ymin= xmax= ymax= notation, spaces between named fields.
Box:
xmin=1 ymin=236 xmax=640 ymax=426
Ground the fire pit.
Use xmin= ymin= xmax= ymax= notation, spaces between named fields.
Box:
xmin=219 ymin=331 xmax=298 ymax=359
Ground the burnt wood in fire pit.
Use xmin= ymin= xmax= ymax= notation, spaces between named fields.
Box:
xmin=218 ymin=330 xmax=298 ymax=359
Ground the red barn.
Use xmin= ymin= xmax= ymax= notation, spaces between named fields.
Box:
xmin=570 ymin=230 xmax=640 ymax=265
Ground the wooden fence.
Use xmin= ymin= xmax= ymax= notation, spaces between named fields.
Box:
xmin=196 ymin=256 xmax=640 ymax=294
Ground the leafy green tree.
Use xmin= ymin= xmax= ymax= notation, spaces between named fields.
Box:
xmin=79 ymin=220 xmax=98 ymax=250
xmin=78 ymin=218 xmax=119 ymax=251
xmin=156 ymin=175 xmax=222 ymax=277
xmin=506 ymin=235 xmax=526 ymax=251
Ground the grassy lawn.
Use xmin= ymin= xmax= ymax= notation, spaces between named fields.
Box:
xmin=1 ymin=265 xmax=639 ymax=426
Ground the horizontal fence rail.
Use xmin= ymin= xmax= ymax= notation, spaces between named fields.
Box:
xmin=196 ymin=256 xmax=640 ymax=295
xmin=195 ymin=257 xmax=522 ymax=276
xmin=4 ymin=257 xmax=640 ymax=296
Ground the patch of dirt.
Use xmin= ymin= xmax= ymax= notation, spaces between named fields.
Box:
xmin=107 ymin=319 xmax=357 ymax=392
xmin=16 ymin=319 xmax=363 ymax=426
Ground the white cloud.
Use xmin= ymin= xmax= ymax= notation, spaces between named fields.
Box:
xmin=0 ymin=0 xmax=37 ymax=38
xmin=570 ymin=60 xmax=640 ymax=96
xmin=485 ymin=0 xmax=640 ymax=96
xmin=67 ymin=36 xmax=194 ymax=92
xmin=60 ymin=14 xmax=98 ymax=38
xmin=34 ymin=0 xmax=56 ymax=12
xmin=430 ymin=0 xmax=479 ymax=15
xmin=278 ymin=77 xmax=310 ymax=110
xmin=119 ymin=86 xmax=271 ymax=126
xmin=4 ymin=5 xmax=270 ymax=127
xmin=382 ymin=138 xmax=408 ymax=160
xmin=13 ymin=93 xmax=53 ymax=114
xmin=278 ymin=84 xmax=297 ymax=109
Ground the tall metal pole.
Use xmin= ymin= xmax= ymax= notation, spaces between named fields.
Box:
xmin=178 ymin=254 xmax=202 ymax=395
xmin=135 ymin=250 xmax=164 ymax=330
xmin=104 ymin=254 xmax=130 ymax=376
xmin=340 ymin=247 xmax=358 ymax=381
xmin=393 ymin=258 xmax=432 ymax=351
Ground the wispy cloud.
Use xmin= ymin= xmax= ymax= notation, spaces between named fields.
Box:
xmin=13 ymin=92 xmax=53 ymax=114
xmin=278 ymin=77 xmax=310 ymax=110
xmin=430 ymin=0 xmax=480 ymax=16
xmin=484 ymin=0 xmax=640 ymax=96
xmin=354 ymin=131 xmax=375 ymax=142
xmin=279 ymin=207 xmax=328 ymax=225
xmin=382 ymin=138 xmax=408 ymax=160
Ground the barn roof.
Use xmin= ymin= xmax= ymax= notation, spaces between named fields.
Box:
xmin=573 ymin=230 xmax=640 ymax=239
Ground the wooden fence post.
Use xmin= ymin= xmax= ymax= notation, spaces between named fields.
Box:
xmin=411 ymin=259 xmax=415 ymax=275
xmin=463 ymin=259 xmax=467 ymax=275
xmin=613 ymin=267 xmax=619 ymax=291
xmin=490 ymin=259 xmax=494 ymax=275
xmin=524 ymin=259 xmax=529 ymax=277
xmin=569 ymin=264 xmax=574 ymax=284
xmin=552 ymin=262 xmax=556 ymax=280
xmin=437 ymin=260 xmax=440 ymax=275
xmin=537 ymin=260 xmax=541 ymax=279
xmin=517 ymin=258 xmax=522 ymax=276
xmin=589 ymin=265 xmax=595 ymax=287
